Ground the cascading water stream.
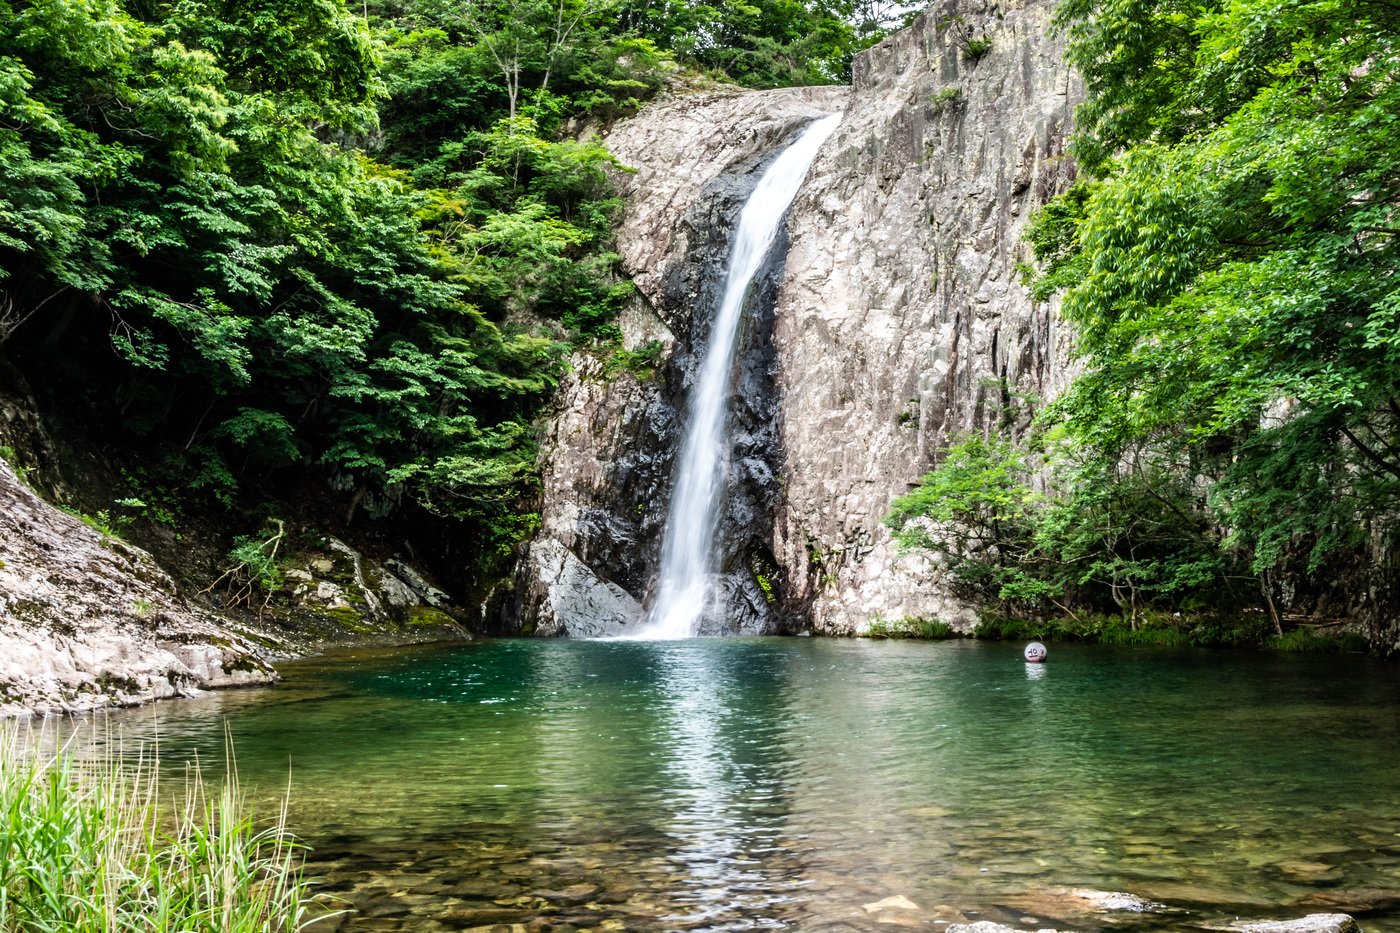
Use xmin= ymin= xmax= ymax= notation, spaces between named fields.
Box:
xmin=637 ymin=113 xmax=841 ymax=639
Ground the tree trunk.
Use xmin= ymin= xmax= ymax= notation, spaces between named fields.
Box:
xmin=1368 ymin=522 xmax=1400 ymax=658
xmin=1262 ymin=570 xmax=1283 ymax=636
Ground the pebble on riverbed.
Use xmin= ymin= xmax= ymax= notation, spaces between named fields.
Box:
xmin=1222 ymin=913 xmax=1361 ymax=933
xmin=947 ymin=913 xmax=1361 ymax=933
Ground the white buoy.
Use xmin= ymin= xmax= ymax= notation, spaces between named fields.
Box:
xmin=1023 ymin=641 xmax=1048 ymax=663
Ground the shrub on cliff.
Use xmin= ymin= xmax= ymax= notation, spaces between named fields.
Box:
xmin=885 ymin=435 xmax=1239 ymax=625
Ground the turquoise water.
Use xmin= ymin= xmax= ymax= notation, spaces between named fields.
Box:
xmin=85 ymin=638 xmax=1400 ymax=931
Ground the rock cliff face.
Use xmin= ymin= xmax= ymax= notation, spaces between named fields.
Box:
xmin=771 ymin=0 xmax=1079 ymax=632
xmin=511 ymin=0 xmax=1080 ymax=635
xmin=508 ymin=87 xmax=849 ymax=636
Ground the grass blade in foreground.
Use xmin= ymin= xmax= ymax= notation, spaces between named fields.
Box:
xmin=0 ymin=727 xmax=325 ymax=932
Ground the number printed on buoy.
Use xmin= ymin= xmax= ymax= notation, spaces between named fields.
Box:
xmin=1023 ymin=641 xmax=1047 ymax=663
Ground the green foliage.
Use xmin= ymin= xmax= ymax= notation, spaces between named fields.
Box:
xmin=1028 ymin=0 xmax=1400 ymax=595
xmin=0 ymin=0 xmax=898 ymax=596
xmin=886 ymin=435 xmax=1241 ymax=620
xmin=962 ymin=37 xmax=992 ymax=60
xmin=864 ymin=615 xmax=956 ymax=639
xmin=975 ymin=608 xmax=1277 ymax=648
xmin=613 ymin=0 xmax=909 ymax=86
xmin=936 ymin=14 xmax=992 ymax=64
xmin=0 ymin=446 xmax=33 ymax=487
xmin=207 ymin=521 xmax=287 ymax=618
xmin=884 ymin=435 xmax=1047 ymax=606
xmin=603 ymin=338 xmax=665 ymax=380
xmin=0 ymin=728 xmax=317 ymax=931
xmin=0 ymin=0 xmax=671 ymax=583
xmin=754 ymin=572 xmax=775 ymax=603
xmin=228 ymin=530 xmax=286 ymax=594
xmin=930 ymin=86 xmax=962 ymax=115
xmin=1270 ymin=629 xmax=1371 ymax=654
xmin=60 ymin=505 xmax=129 ymax=541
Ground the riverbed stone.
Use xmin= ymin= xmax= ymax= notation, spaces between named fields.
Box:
xmin=1223 ymin=914 xmax=1361 ymax=933
xmin=1300 ymin=889 xmax=1400 ymax=913
xmin=862 ymin=894 xmax=920 ymax=913
xmin=946 ymin=923 xmax=1061 ymax=933
xmin=1065 ymin=888 xmax=1162 ymax=912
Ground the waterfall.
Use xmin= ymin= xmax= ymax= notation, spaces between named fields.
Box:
xmin=637 ymin=113 xmax=841 ymax=639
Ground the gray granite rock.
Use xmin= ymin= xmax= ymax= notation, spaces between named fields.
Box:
xmin=510 ymin=0 xmax=1078 ymax=636
xmin=771 ymin=0 xmax=1079 ymax=633
xmin=523 ymin=538 xmax=642 ymax=637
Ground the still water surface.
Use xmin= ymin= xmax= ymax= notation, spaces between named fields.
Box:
xmin=85 ymin=639 xmax=1400 ymax=931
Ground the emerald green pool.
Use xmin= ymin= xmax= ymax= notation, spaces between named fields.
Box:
xmin=90 ymin=638 xmax=1400 ymax=931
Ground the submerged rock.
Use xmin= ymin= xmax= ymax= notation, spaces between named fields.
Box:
xmin=1221 ymin=914 xmax=1361 ymax=933
xmin=1065 ymin=888 xmax=1162 ymax=912
xmin=862 ymin=894 xmax=920 ymax=913
xmin=946 ymin=923 xmax=1060 ymax=933
xmin=1299 ymin=890 xmax=1400 ymax=914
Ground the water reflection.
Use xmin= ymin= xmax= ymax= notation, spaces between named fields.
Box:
xmin=649 ymin=642 xmax=802 ymax=926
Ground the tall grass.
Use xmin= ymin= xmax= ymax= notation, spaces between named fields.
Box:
xmin=863 ymin=615 xmax=958 ymax=640
xmin=0 ymin=728 xmax=320 ymax=932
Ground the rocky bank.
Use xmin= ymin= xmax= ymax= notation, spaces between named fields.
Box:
xmin=0 ymin=376 xmax=468 ymax=715
xmin=511 ymin=0 xmax=1079 ymax=635
xmin=0 ymin=454 xmax=273 ymax=716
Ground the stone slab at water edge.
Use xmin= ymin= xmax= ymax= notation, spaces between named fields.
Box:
xmin=0 ymin=456 xmax=273 ymax=715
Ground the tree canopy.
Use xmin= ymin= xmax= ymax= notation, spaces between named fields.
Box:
xmin=1040 ymin=0 xmax=1400 ymax=576
xmin=0 ymin=0 xmax=903 ymax=589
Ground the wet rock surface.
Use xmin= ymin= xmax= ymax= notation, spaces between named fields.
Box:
xmin=508 ymin=87 xmax=845 ymax=636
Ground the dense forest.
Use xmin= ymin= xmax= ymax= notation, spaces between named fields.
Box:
xmin=3 ymin=0 xmax=1397 ymax=647
xmin=888 ymin=0 xmax=1400 ymax=648
xmin=0 ymin=0 xmax=906 ymax=594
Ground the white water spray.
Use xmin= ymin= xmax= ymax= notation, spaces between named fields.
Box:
xmin=637 ymin=113 xmax=841 ymax=639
